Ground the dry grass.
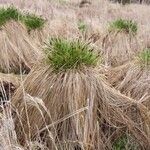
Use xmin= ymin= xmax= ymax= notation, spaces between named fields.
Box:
xmin=106 ymin=49 xmax=150 ymax=102
xmin=12 ymin=64 xmax=150 ymax=149
xmin=0 ymin=0 xmax=149 ymax=150
xmin=0 ymin=21 xmax=42 ymax=73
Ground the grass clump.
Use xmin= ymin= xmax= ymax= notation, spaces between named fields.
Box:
xmin=78 ymin=20 xmax=87 ymax=32
xmin=138 ymin=48 xmax=150 ymax=66
xmin=45 ymin=38 xmax=99 ymax=72
xmin=113 ymin=135 xmax=128 ymax=150
xmin=109 ymin=19 xmax=137 ymax=35
xmin=0 ymin=6 xmax=45 ymax=32
xmin=113 ymin=135 xmax=139 ymax=150
xmin=0 ymin=6 xmax=21 ymax=26
xmin=22 ymin=13 xmax=45 ymax=32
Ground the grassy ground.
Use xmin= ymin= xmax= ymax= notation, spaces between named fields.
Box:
xmin=0 ymin=0 xmax=150 ymax=149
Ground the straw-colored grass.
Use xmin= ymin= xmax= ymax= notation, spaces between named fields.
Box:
xmin=106 ymin=49 xmax=150 ymax=103
xmin=0 ymin=0 xmax=149 ymax=150
xmin=102 ymin=31 xmax=139 ymax=66
xmin=115 ymin=50 xmax=150 ymax=100
xmin=102 ymin=18 xmax=138 ymax=67
xmin=11 ymin=39 xmax=150 ymax=149
xmin=12 ymin=65 xmax=150 ymax=149
xmin=0 ymin=21 xmax=42 ymax=73
xmin=0 ymin=6 xmax=47 ymax=74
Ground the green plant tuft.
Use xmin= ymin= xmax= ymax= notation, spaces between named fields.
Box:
xmin=0 ymin=6 xmax=45 ymax=32
xmin=22 ymin=13 xmax=45 ymax=32
xmin=113 ymin=135 xmax=138 ymax=150
xmin=109 ymin=19 xmax=137 ymax=35
xmin=113 ymin=135 xmax=127 ymax=150
xmin=138 ymin=48 xmax=150 ymax=67
xmin=78 ymin=21 xmax=87 ymax=33
xmin=0 ymin=6 xmax=22 ymax=26
xmin=45 ymin=38 xmax=99 ymax=72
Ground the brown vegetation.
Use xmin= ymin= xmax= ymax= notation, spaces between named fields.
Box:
xmin=0 ymin=0 xmax=149 ymax=150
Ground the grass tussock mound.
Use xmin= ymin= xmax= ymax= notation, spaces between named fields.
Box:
xmin=109 ymin=19 xmax=137 ymax=35
xmin=102 ymin=19 xmax=139 ymax=66
xmin=0 ymin=6 xmax=45 ymax=32
xmin=22 ymin=13 xmax=45 ymax=33
xmin=0 ymin=6 xmax=21 ymax=26
xmin=115 ymin=48 xmax=150 ymax=101
xmin=45 ymin=38 xmax=99 ymax=71
xmin=0 ymin=6 xmax=45 ymax=74
xmin=0 ymin=21 xmax=42 ymax=74
xmin=12 ymin=38 xmax=150 ymax=149
xmin=138 ymin=48 xmax=150 ymax=66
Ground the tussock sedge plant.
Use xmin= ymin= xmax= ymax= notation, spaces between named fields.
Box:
xmin=138 ymin=48 xmax=150 ymax=67
xmin=0 ymin=6 xmax=21 ymax=26
xmin=113 ymin=134 xmax=139 ymax=150
xmin=108 ymin=49 xmax=150 ymax=100
xmin=0 ymin=6 xmax=45 ymax=31
xmin=22 ymin=13 xmax=45 ymax=32
xmin=0 ymin=21 xmax=42 ymax=74
xmin=12 ymin=38 xmax=150 ymax=149
xmin=78 ymin=20 xmax=87 ymax=33
xmin=45 ymin=38 xmax=99 ymax=72
xmin=109 ymin=19 xmax=137 ymax=35
xmin=102 ymin=19 xmax=138 ymax=67
xmin=0 ymin=6 xmax=45 ymax=73
xmin=113 ymin=135 xmax=129 ymax=150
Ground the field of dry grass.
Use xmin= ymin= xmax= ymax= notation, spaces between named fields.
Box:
xmin=0 ymin=0 xmax=150 ymax=149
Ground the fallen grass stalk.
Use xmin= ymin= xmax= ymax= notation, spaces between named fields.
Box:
xmin=36 ymin=106 xmax=88 ymax=135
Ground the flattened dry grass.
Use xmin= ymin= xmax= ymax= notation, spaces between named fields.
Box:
xmin=12 ymin=66 xmax=150 ymax=149
xmin=102 ymin=31 xmax=139 ymax=66
xmin=0 ymin=0 xmax=149 ymax=150
xmin=11 ymin=39 xmax=150 ymax=149
xmin=101 ymin=19 xmax=139 ymax=67
xmin=0 ymin=6 xmax=46 ymax=74
xmin=0 ymin=21 xmax=42 ymax=74
xmin=106 ymin=49 xmax=150 ymax=102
